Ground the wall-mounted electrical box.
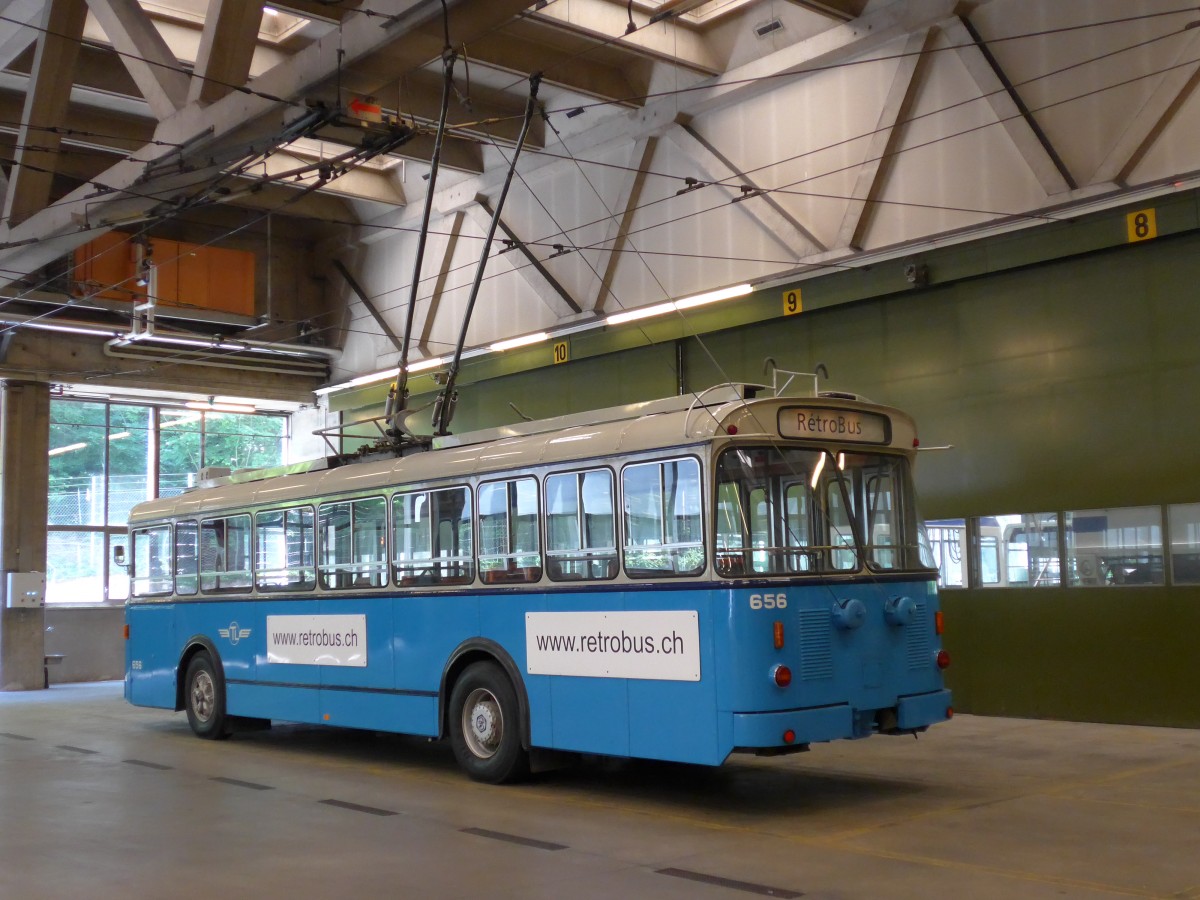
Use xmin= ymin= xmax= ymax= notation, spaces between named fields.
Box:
xmin=6 ymin=572 xmax=46 ymax=608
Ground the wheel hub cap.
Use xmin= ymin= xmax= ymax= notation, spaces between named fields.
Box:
xmin=191 ymin=671 xmax=214 ymax=723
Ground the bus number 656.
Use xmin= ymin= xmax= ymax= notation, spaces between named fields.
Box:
xmin=749 ymin=593 xmax=787 ymax=610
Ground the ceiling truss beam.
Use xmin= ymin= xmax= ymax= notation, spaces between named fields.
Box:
xmin=1090 ymin=27 xmax=1200 ymax=186
xmin=835 ymin=27 xmax=934 ymax=251
xmin=947 ymin=16 xmax=1074 ymax=196
xmin=669 ymin=121 xmax=825 ymax=258
xmin=334 ymin=258 xmax=403 ymax=352
xmin=2 ymin=0 xmax=88 ymax=227
xmin=591 ymin=135 xmax=656 ymax=314
xmin=0 ymin=0 xmax=41 ymax=71
xmin=187 ymin=0 xmax=262 ymax=106
xmin=419 ymin=208 xmax=465 ymax=355
xmin=84 ymin=0 xmax=189 ymax=120
xmin=468 ymin=196 xmax=582 ymax=317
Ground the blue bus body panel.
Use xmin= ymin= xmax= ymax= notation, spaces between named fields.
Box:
xmin=125 ymin=576 xmax=949 ymax=765
xmin=126 ymin=604 xmax=176 ymax=709
xmin=716 ymin=580 xmax=948 ymax=747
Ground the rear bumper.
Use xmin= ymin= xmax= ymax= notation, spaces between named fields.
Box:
xmin=733 ymin=704 xmax=853 ymax=746
xmin=732 ymin=688 xmax=953 ymax=748
xmin=896 ymin=688 xmax=953 ymax=730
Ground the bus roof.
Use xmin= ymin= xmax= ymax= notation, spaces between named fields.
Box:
xmin=128 ymin=385 xmax=917 ymax=525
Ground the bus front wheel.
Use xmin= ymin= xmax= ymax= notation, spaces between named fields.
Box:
xmin=448 ymin=662 xmax=529 ymax=783
xmin=184 ymin=652 xmax=229 ymax=740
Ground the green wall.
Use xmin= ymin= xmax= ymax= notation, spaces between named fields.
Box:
xmin=342 ymin=191 xmax=1200 ymax=727
xmin=941 ymin=587 xmax=1200 ymax=729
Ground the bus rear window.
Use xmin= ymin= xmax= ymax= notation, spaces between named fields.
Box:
xmin=715 ymin=447 xmax=931 ymax=577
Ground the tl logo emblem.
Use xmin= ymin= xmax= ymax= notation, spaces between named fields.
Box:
xmin=218 ymin=622 xmax=252 ymax=645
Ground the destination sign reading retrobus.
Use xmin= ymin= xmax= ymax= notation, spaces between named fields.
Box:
xmin=778 ymin=407 xmax=889 ymax=443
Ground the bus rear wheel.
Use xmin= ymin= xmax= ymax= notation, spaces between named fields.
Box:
xmin=449 ymin=662 xmax=528 ymax=784
xmin=184 ymin=652 xmax=229 ymax=740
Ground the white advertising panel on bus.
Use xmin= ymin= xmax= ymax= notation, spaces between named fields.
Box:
xmin=266 ymin=615 xmax=367 ymax=667
xmin=525 ymin=610 xmax=700 ymax=681
xmin=778 ymin=407 xmax=889 ymax=443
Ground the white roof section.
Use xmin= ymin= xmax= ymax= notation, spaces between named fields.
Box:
xmin=128 ymin=386 xmax=917 ymax=524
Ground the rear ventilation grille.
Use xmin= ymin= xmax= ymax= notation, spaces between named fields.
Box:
xmin=907 ymin=601 xmax=930 ymax=670
xmin=799 ymin=608 xmax=833 ymax=680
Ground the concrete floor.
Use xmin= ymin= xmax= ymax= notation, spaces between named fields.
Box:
xmin=2 ymin=684 xmax=1198 ymax=900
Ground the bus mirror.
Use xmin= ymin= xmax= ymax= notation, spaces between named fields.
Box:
xmin=113 ymin=545 xmax=127 ymax=568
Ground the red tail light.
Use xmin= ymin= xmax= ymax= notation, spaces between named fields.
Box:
xmin=783 ymin=729 xmax=796 ymax=744
xmin=935 ymin=649 xmax=950 ymax=670
xmin=773 ymin=665 xmax=792 ymax=687
xmin=935 ymin=610 xmax=945 ymax=635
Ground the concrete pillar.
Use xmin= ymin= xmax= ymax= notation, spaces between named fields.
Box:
xmin=0 ymin=379 xmax=49 ymax=690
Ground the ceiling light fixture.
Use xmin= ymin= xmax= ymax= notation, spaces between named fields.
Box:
xmin=606 ymin=283 xmax=752 ymax=326
xmin=490 ymin=332 xmax=549 ymax=352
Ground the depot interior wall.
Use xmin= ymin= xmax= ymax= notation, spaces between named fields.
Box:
xmin=341 ymin=211 xmax=1200 ymax=728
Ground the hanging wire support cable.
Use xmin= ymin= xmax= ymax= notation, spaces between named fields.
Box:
xmin=389 ymin=44 xmax=458 ymax=439
xmin=431 ymin=72 xmax=542 ymax=438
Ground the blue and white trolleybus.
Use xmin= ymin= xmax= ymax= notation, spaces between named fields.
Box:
xmin=121 ymin=384 xmax=952 ymax=782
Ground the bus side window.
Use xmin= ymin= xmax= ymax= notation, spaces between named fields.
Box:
xmin=256 ymin=507 xmax=316 ymax=591
xmin=622 ymin=458 xmax=704 ymax=578
xmin=319 ymin=497 xmax=387 ymax=590
xmin=175 ymin=520 xmax=199 ymax=595
xmin=199 ymin=519 xmax=226 ymax=592
xmin=201 ymin=515 xmax=252 ymax=592
xmin=478 ymin=477 xmax=541 ymax=584
xmin=546 ymin=469 xmax=617 ymax=582
xmin=393 ymin=487 xmax=474 ymax=586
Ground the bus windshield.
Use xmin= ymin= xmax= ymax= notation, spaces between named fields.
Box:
xmin=714 ymin=445 xmax=935 ymax=577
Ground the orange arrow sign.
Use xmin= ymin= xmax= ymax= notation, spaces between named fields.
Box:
xmin=348 ymin=96 xmax=382 ymax=123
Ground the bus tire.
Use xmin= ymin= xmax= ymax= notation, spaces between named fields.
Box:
xmin=184 ymin=652 xmax=229 ymax=740
xmin=448 ymin=661 xmax=529 ymax=784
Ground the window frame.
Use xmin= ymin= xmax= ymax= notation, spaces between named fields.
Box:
xmin=199 ymin=513 xmax=254 ymax=594
xmin=391 ymin=485 xmax=475 ymax=587
xmin=544 ymin=466 xmax=618 ymax=583
xmin=254 ymin=505 xmax=317 ymax=593
xmin=317 ymin=495 xmax=389 ymax=591
xmin=130 ymin=524 xmax=173 ymax=598
xmin=476 ymin=475 xmax=543 ymax=585
xmin=174 ymin=519 xmax=199 ymax=596
xmin=621 ymin=455 xmax=705 ymax=580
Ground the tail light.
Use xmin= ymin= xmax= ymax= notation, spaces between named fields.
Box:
xmin=935 ymin=649 xmax=950 ymax=670
xmin=773 ymin=665 xmax=792 ymax=688
xmin=123 ymin=624 xmax=130 ymax=640
xmin=772 ymin=621 xmax=784 ymax=650
xmin=935 ymin=610 xmax=945 ymax=635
